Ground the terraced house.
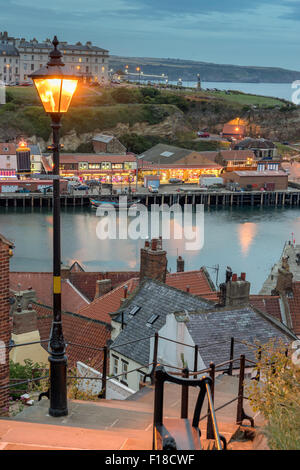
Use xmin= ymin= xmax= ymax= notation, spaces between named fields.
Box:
xmin=0 ymin=31 xmax=109 ymax=84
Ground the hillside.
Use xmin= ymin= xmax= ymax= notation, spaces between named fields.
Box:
xmin=110 ymin=56 xmax=300 ymax=84
xmin=0 ymin=84 xmax=299 ymax=153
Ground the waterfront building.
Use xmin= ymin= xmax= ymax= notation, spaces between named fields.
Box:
xmin=234 ymin=137 xmax=277 ymax=160
xmin=222 ymin=169 xmax=288 ymax=190
xmin=0 ymin=31 xmax=109 ymax=84
xmin=215 ymin=149 xmax=258 ymax=172
xmin=138 ymin=144 xmax=222 ymax=183
xmin=0 ymin=143 xmax=17 ymax=178
xmin=0 ymin=141 xmax=43 ymax=179
xmin=138 ymin=160 xmax=222 ymax=183
xmin=59 ymin=153 xmax=137 ymax=183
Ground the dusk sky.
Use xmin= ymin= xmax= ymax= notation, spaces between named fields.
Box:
xmin=2 ymin=0 xmax=300 ymax=70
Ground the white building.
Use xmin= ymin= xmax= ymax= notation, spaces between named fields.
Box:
xmin=0 ymin=31 xmax=109 ymax=85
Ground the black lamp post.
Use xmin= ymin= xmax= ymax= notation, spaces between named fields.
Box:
xmin=29 ymin=37 xmax=78 ymax=417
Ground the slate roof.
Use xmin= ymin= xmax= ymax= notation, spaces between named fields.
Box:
xmin=18 ymin=41 xmax=108 ymax=53
xmin=0 ymin=44 xmax=19 ymax=56
xmin=184 ymin=305 xmax=297 ymax=368
xmin=92 ymin=134 xmax=114 ymax=143
xmin=138 ymin=144 xmax=193 ymax=165
xmin=110 ymin=279 xmax=215 ymax=366
xmin=235 ymin=138 xmax=276 ymax=150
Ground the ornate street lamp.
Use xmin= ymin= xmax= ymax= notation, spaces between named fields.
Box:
xmin=29 ymin=36 xmax=78 ymax=417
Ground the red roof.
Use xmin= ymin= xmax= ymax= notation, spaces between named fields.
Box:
xmin=0 ymin=143 xmax=16 ymax=155
xmin=60 ymin=154 xmax=136 ymax=164
xmin=219 ymin=150 xmax=256 ymax=162
xmin=69 ymin=271 xmax=139 ymax=301
xmin=250 ymin=295 xmax=282 ymax=322
xmin=286 ymin=282 xmax=300 ymax=335
xmin=166 ymin=269 xmax=216 ymax=297
xmin=35 ymin=303 xmax=110 ymax=368
xmin=79 ymin=278 xmax=140 ymax=323
xmin=10 ymin=273 xmax=89 ymax=313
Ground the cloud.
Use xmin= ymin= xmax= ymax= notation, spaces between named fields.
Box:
xmin=1 ymin=0 xmax=300 ymax=68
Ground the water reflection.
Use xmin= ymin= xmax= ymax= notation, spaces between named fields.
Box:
xmin=2 ymin=206 xmax=300 ymax=293
xmin=237 ymin=223 xmax=258 ymax=256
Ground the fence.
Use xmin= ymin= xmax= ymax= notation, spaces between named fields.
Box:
xmin=1 ymin=334 xmax=260 ymax=438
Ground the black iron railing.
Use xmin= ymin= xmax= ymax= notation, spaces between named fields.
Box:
xmin=2 ymin=334 xmax=260 ymax=438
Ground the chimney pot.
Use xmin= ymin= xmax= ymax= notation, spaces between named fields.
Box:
xmin=145 ymin=240 xmax=150 ymax=248
xmin=232 ymin=273 xmax=237 ymax=282
xmin=186 ymin=285 xmax=190 ymax=293
xmin=241 ymin=272 xmax=246 ymax=281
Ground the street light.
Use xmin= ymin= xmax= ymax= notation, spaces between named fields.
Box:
xmin=136 ymin=66 xmax=141 ymax=85
xmin=29 ymin=36 xmax=78 ymax=417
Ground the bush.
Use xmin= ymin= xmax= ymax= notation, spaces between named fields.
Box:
xmin=9 ymin=359 xmax=48 ymax=399
xmin=119 ymin=133 xmax=167 ymax=154
xmin=140 ymin=87 xmax=161 ymax=99
xmin=111 ymin=87 xmax=142 ymax=104
xmin=247 ymin=340 xmax=300 ymax=450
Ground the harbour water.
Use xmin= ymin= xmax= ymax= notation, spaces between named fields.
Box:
xmin=170 ymin=81 xmax=296 ymax=102
xmin=1 ymin=206 xmax=300 ymax=293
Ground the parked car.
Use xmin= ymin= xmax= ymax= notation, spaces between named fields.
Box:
xmin=16 ymin=188 xmax=30 ymax=193
xmin=197 ymin=131 xmax=210 ymax=138
xmin=169 ymin=178 xmax=183 ymax=184
xmin=74 ymin=184 xmax=89 ymax=190
xmin=148 ymin=185 xmax=158 ymax=193
xmin=87 ymin=179 xmax=100 ymax=185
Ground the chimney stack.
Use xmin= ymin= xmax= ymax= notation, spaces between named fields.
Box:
xmin=177 ymin=256 xmax=185 ymax=273
xmin=94 ymin=279 xmax=112 ymax=299
xmin=225 ymin=272 xmax=250 ymax=307
xmin=140 ymin=238 xmax=167 ymax=283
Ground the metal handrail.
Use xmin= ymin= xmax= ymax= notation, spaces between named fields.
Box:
xmin=0 ymin=375 xmax=49 ymax=391
xmin=205 ymin=382 xmax=222 ymax=450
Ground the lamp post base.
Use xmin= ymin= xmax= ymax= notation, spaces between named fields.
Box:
xmin=48 ymin=354 xmax=68 ymax=417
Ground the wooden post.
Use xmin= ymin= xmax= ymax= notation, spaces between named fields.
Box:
xmin=231 ymin=193 xmax=233 ymax=206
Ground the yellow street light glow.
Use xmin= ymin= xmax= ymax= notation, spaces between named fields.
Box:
xmin=33 ymin=78 xmax=78 ymax=113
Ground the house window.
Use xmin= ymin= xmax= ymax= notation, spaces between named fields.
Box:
xmin=138 ymin=372 xmax=145 ymax=390
xmin=121 ymin=360 xmax=128 ymax=385
xmin=79 ymin=162 xmax=88 ymax=170
xmin=112 ymin=163 xmax=122 ymax=169
xmin=112 ymin=355 xmax=119 ymax=378
xmin=124 ymin=162 xmax=135 ymax=170
xmin=101 ymin=162 xmax=111 ymax=170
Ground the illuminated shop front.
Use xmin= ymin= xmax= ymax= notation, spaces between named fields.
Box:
xmin=139 ymin=164 xmax=221 ymax=183
xmin=60 ymin=168 xmax=136 ymax=184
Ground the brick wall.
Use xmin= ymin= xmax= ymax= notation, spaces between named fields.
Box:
xmin=0 ymin=234 xmax=13 ymax=416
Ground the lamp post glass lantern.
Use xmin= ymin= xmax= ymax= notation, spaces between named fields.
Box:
xmin=29 ymin=36 xmax=78 ymax=417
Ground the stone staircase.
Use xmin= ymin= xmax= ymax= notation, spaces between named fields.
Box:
xmin=0 ymin=374 xmax=266 ymax=450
